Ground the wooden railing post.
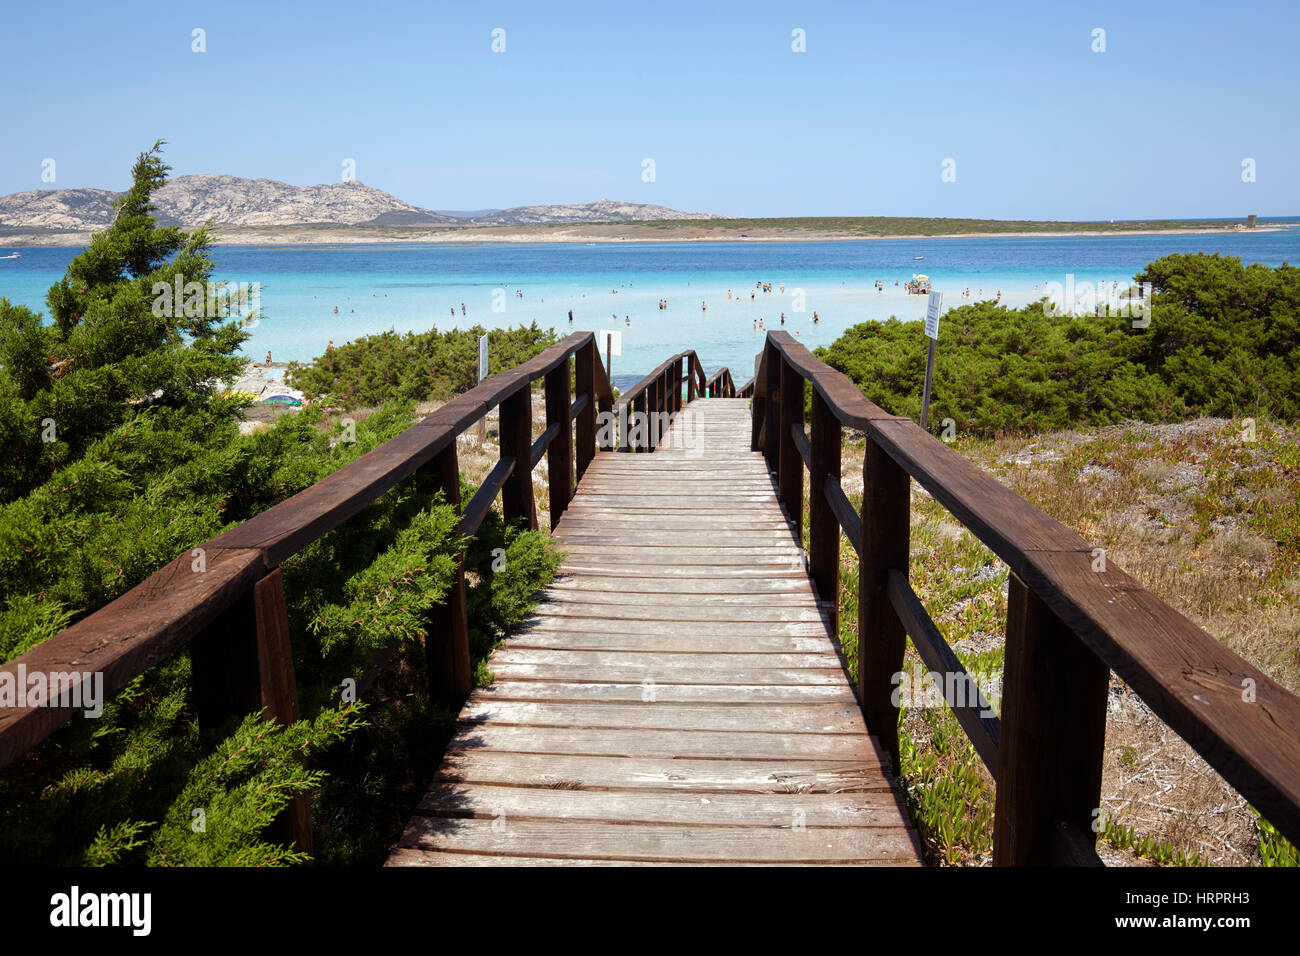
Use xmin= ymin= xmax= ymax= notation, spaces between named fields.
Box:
xmin=809 ymin=390 xmax=840 ymax=632
xmin=192 ymin=567 xmax=312 ymax=855
xmin=422 ymin=444 xmax=472 ymax=706
xmin=778 ymin=355 xmax=804 ymax=538
xmin=499 ymin=387 xmax=537 ymax=529
xmin=575 ymin=339 xmax=597 ymax=479
xmin=763 ymin=341 xmax=780 ymax=473
xmin=544 ymin=358 xmax=574 ymax=528
xmin=994 ymin=573 xmax=1110 ymax=865
xmin=858 ymin=436 xmax=910 ymax=777
xmin=751 ymin=353 xmax=765 ymax=451
xmin=687 ymin=356 xmax=697 ymax=403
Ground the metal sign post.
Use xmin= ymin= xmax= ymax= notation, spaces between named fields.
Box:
xmin=598 ymin=329 xmax=622 ymax=383
xmin=477 ymin=333 xmax=489 ymax=440
xmin=920 ymin=291 xmax=942 ymax=431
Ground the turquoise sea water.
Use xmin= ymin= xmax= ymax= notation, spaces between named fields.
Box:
xmin=2 ymin=230 xmax=1297 ymax=389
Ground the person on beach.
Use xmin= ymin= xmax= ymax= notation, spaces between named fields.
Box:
xmin=327 ymin=340 xmax=334 ymax=351
xmin=451 ymin=308 xmax=455 ymax=318
xmin=568 ymin=310 xmax=574 ymax=323
xmin=461 ymin=303 xmax=466 ymax=314
xmin=333 ymin=306 xmax=338 ymax=314
xmin=780 ymin=313 xmax=785 ymax=325
xmin=265 ymin=351 xmax=272 ymax=365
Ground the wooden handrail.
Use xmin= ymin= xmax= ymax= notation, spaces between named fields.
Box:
xmin=753 ymin=330 xmax=1300 ymax=862
xmin=0 ymin=332 xmax=627 ymax=818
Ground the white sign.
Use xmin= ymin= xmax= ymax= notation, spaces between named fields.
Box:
xmin=599 ymin=329 xmax=623 ymax=356
xmin=478 ymin=333 xmax=489 ymax=381
xmin=925 ymin=291 xmax=943 ymax=340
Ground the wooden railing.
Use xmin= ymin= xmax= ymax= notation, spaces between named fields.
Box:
xmin=616 ymin=350 xmax=702 ymax=452
xmin=752 ymin=330 xmax=1300 ymax=864
xmin=703 ymin=368 xmax=738 ymax=398
xmin=0 ymin=332 xmax=746 ymax=856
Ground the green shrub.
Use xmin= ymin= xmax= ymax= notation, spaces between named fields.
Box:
xmin=817 ymin=254 xmax=1299 ymax=436
xmin=287 ymin=323 xmax=560 ymax=407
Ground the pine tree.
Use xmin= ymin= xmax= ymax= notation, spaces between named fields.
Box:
xmin=0 ymin=141 xmax=248 ymax=502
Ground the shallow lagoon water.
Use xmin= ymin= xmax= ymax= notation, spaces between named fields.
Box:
xmin=2 ymin=231 xmax=1296 ymax=389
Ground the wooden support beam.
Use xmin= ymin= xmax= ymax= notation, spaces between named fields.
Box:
xmin=808 ymin=390 xmax=841 ymax=633
xmin=778 ymin=355 xmax=804 ymax=539
xmin=192 ymin=568 xmax=312 ymax=856
xmin=545 ymin=360 xmax=574 ymax=529
xmin=994 ymin=573 xmax=1109 ymax=865
xmin=423 ymin=444 xmax=472 ymax=707
xmin=578 ymin=343 xmax=598 ymax=431
xmin=858 ymin=437 xmax=910 ymax=776
xmin=499 ymin=387 xmax=537 ymax=529
xmin=763 ymin=341 xmax=780 ymax=474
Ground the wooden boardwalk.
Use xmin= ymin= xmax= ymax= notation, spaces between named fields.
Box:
xmin=388 ymin=399 xmax=923 ymax=866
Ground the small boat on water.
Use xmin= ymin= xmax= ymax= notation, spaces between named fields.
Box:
xmin=913 ymin=256 xmax=924 ymax=260
xmin=0 ymin=254 xmax=20 ymax=260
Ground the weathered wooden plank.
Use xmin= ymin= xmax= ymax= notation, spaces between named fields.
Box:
xmin=396 ymin=817 xmax=922 ymax=863
xmin=485 ymin=663 xmax=850 ymax=685
xmin=555 ymin=563 xmax=810 ymax=579
xmin=537 ymin=589 xmax=818 ymax=608
xmin=432 ymin=750 xmax=890 ymax=790
xmin=415 ymin=783 xmax=906 ymax=827
xmin=554 ymin=533 xmax=799 ymax=547
xmin=505 ymin=631 xmax=839 ymax=653
xmin=475 ymin=681 xmax=858 ymax=704
xmin=458 ymin=700 xmax=868 ymax=734
xmin=489 ymin=649 xmax=842 ymax=670
xmin=534 ymin=604 xmax=827 ymax=624
xmin=559 ymin=546 xmax=802 ymax=563
xmin=513 ymin=618 xmax=833 ymax=638
xmin=545 ymin=575 xmax=816 ymax=595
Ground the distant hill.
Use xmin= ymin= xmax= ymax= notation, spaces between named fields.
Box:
xmin=0 ymin=178 xmax=719 ymax=230
xmin=469 ymin=199 xmax=721 ymax=225
xmin=0 ymin=175 xmax=456 ymax=229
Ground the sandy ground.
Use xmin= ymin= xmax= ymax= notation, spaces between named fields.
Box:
xmin=4 ymin=222 xmax=1292 ymax=248
xmin=221 ymin=361 xmax=308 ymax=433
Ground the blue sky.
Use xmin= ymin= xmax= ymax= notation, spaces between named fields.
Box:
xmin=1 ymin=0 xmax=1296 ymax=219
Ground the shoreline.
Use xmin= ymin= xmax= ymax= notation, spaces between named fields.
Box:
xmin=2 ymin=223 xmax=1294 ymax=249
